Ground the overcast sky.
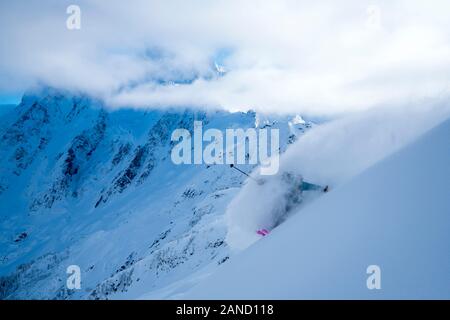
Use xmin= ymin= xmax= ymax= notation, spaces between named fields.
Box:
xmin=0 ymin=0 xmax=449 ymax=115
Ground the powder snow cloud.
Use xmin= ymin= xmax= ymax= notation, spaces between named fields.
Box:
xmin=0 ymin=0 xmax=449 ymax=115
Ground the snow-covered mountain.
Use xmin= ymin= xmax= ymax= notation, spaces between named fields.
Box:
xmin=0 ymin=88 xmax=314 ymax=299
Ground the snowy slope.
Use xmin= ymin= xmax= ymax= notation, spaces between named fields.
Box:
xmin=180 ymin=116 xmax=450 ymax=299
xmin=0 ymin=88 xmax=313 ymax=299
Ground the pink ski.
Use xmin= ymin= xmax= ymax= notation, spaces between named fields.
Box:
xmin=256 ymin=229 xmax=270 ymax=236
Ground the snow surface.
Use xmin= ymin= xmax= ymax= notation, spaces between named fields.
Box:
xmin=224 ymin=100 xmax=450 ymax=252
xmin=180 ymin=116 xmax=450 ymax=299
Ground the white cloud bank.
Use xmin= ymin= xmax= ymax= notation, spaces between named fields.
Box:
xmin=0 ymin=0 xmax=449 ymax=115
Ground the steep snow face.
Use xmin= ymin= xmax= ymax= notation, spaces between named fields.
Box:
xmin=224 ymin=102 xmax=450 ymax=252
xmin=0 ymin=88 xmax=313 ymax=299
xmin=182 ymin=116 xmax=450 ymax=299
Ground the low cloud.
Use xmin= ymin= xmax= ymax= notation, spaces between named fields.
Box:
xmin=1 ymin=0 xmax=449 ymax=115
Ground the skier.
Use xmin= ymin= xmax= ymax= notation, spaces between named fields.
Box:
xmin=255 ymin=173 xmax=328 ymax=236
xmin=228 ymin=165 xmax=328 ymax=236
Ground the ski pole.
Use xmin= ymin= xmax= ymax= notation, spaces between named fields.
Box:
xmin=229 ymin=164 xmax=251 ymax=178
xmin=229 ymin=164 xmax=265 ymax=184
